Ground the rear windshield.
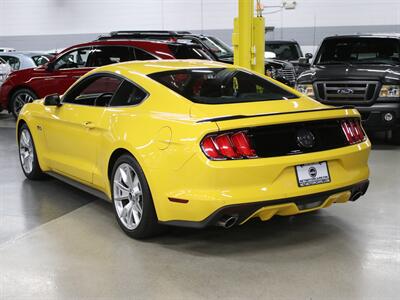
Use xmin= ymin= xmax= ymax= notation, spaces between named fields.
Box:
xmin=148 ymin=68 xmax=297 ymax=104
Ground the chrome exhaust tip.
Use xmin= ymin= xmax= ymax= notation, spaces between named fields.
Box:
xmin=217 ymin=215 xmax=238 ymax=229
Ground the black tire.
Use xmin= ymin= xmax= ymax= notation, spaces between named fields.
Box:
xmin=18 ymin=123 xmax=46 ymax=180
xmin=391 ymin=128 xmax=400 ymax=145
xmin=10 ymin=89 xmax=38 ymax=119
xmin=111 ymin=154 xmax=165 ymax=239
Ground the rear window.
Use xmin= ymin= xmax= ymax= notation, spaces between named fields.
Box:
xmin=149 ymin=68 xmax=297 ymax=104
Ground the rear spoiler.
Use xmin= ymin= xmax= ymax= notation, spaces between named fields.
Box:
xmin=196 ymin=106 xmax=355 ymax=123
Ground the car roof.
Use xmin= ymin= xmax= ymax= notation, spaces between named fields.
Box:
xmin=324 ymin=33 xmax=400 ymax=40
xmin=58 ymin=39 xmax=195 ymax=56
xmin=265 ymin=40 xmax=298 ymax=44
xmin=91 ymin=59 xmax=231 ymax=76
xmin=0 ymin=52 xmax=50 ymax=57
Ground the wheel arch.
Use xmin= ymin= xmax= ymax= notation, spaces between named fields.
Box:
xmin=16 ymin=118 xmax=27 ymax=134
xmin=107 ymin=148 xmax=135 ymax=181
xmin=8 ymin=85 xmax=38 ymax=112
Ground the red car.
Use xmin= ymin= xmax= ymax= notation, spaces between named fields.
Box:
xmin=0 ymin=39 xmax=211 ymax=117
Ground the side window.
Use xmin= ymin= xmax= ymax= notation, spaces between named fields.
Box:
xmin=64 ymin=75 xmax=122 ymax=106
xmin=32 ymin=55 xmax=50 ymax=66
xmin=134 ymin=48 xmax=158 ymax=60
xmin=110 ymin=80 xmax=147 ymax=107
xmin=87 ymin=46 xmax=131 ymax=67
xmin=1 ymin=56 xmax=20 ymax=70
xmin=54 ymin=48 xmax=91 ymax=70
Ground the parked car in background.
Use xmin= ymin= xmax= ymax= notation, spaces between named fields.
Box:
xmin=0 ymin=57 xmax=12 ymax=87
xmin=98 ymin=31 xmax=297 ymax=86
xmin=0 ymin=52 xmax=53 ymax=71
xmin=265 ymin=40 xmax=313 ymax=75
xmin=0 ymin=47 xmax=16 ymax=52
xmin=296 ymin=33 xmax=400 ymax=143
xmin=17 ymin=60 xmax=370 ymax=239
xmin=0 ymin=39 xmax=212 ymax=118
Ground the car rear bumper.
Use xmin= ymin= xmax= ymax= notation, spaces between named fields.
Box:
xmin=150 ymin=140 xmax=371 ymax=225
xmin=161 ymin=180 xmax=369 ymax=228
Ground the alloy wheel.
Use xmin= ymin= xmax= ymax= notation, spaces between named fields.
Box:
xmin=14 ymin=92 xmax=33 ymax=116
xmin=113 ymin=163 xmax=143 ymax=230
xmin=19 ymin=128 xmax=34 ymax=174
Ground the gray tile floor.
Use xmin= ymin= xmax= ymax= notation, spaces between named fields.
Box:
xmin=1 ymin=111 xmax=399 ymax=299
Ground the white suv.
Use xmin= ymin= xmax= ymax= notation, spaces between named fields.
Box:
xmin=0 ymin=57 xmax=12 ymax=86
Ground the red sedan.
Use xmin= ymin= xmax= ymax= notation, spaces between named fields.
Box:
xmin=0 ymin=39 xmax=211 ymax=117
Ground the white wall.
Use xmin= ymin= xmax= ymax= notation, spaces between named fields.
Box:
xmin=0 ymin=0 xmax=237 ymax=36
xmin=1 ymin=0 xmax=399 ymax=37
xmin=264 ymin=0 xmax=400 ymax=28
xmin=1 ymin=0 xmax=399 ymax=51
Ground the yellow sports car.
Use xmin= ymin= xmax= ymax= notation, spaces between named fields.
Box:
xmin=17 ymin=60 xmax=370 ymax=238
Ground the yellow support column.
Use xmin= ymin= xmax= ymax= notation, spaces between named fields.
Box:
xmin=232 ymin=0 xmax=265 ymax=75
xmin=253 ymin=16 xmax=265 ymax=74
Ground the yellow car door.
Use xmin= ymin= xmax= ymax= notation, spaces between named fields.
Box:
xmin=42 ymin=74 xmax=124 ymax=184
xmin=43 ymin=104 xmax=105 ymax=183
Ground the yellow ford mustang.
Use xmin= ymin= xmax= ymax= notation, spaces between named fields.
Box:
xmin=17 ymin=60 xmax=370 ymax=238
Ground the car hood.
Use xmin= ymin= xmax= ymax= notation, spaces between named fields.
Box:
xmin=4 ymin=66 xmax=45 ymax=82
xmin=298 ymin=64 xmax=400 ymax=84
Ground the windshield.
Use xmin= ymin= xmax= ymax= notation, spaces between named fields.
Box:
xmin=200 ymin=37 xmax=233 ymax=58
xmin=315 ymin=38 xmax=400 ymax=65
xmin=149 ymin=68 xmax=297 ymax=104
xmin=265 ymin=43 xmax=302 ymax=60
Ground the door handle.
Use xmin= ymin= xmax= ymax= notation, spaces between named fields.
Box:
xmin=83 ymin=121 xmax=95 ymax=129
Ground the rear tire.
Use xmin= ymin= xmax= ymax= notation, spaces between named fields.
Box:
xmin=111 ymin=154 xmax=165 ymax=239
xmin=18 ymin=124 xmax=45 ymax=180
xmin=10 ymin=89 xmax=37 ymax=119
xmin=391 ymin=128 xmax=400 ymax=145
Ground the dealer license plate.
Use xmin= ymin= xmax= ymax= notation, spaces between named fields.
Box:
xmin=295 ymin=162 xmax=331 ymax=187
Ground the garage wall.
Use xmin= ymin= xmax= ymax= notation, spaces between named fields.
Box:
xmin=1 ymin=0 xmax=399 ymax=52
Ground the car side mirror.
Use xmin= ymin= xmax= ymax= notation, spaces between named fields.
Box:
xmin=305 ymin=53 xmax=313 ymax=60
xmin=298 ymin=57 xmax=311 ymax=66
xmin=44 ymin=94 xmax=62 ymax=106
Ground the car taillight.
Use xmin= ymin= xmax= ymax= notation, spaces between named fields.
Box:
xmin=341 ymin=119 xmax=366 ymax=145
xmin=201 ymin=131 xmax=257 ymax=160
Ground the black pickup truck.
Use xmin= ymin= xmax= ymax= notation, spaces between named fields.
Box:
xmin=297 ymin=34 xmax=400 ymax=143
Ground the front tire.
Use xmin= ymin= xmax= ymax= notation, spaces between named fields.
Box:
xmin=111 ymin=154 xmax=164 ymax=239
xmin=10 ymin=89 xmax=37 ymax=119
xmin=18 ymin=124 xmax=45 ymax=180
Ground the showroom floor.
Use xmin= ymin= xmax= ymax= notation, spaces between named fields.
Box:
xmin=0 ymin=112 xmax=399 ymax=299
